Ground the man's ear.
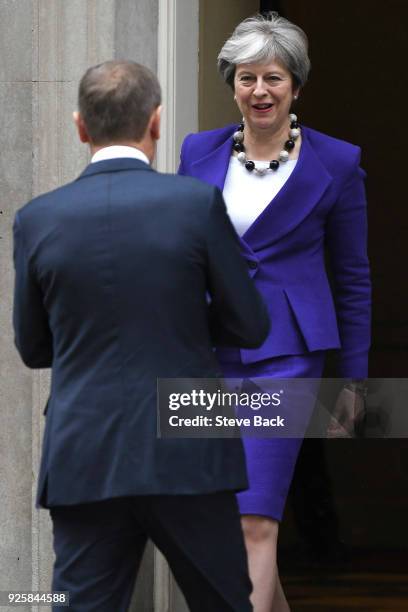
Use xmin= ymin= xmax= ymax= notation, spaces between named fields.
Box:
xmin=149 ymin=105 xmax=162 ymax=141
xmin=73 ymin=111 xmax=90 ymax=144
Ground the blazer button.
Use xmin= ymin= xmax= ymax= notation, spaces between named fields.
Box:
xmin=248 ymin=260 xmax=258 ymax=269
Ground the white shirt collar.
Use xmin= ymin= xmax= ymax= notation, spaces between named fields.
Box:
xmin=91 ymin=146 xmax=150 ymax=165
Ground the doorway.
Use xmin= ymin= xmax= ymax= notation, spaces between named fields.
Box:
xmin=197 ymin=1 xmax=408 ymax=609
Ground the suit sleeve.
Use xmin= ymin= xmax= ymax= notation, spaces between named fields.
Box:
xmin=325 ymin=150 xmax=371 ymax=377
xmin=13 ymin=212 xmax=53 ymax=368
xmin=205 ymin=187 xmax=270 ymax=348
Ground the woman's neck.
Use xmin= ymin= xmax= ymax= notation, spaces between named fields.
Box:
xmin=243 ymin=119 xmax=298 ymax=161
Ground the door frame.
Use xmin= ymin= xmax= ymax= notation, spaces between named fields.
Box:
xmin=157 ymin=0 xmax=199 ymax=173
xmin=154 ymin=3 xmax=199 ymax=609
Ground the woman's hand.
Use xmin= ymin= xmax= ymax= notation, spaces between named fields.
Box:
xmin=327 ymin=384 xmax=366 ymax=438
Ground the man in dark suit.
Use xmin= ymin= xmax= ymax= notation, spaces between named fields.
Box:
xmin=13 ymin=60 xmax=269 ymax=611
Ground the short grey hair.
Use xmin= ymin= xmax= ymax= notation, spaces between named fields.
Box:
xmin=218 ymin=12 xmax=310 ymax=89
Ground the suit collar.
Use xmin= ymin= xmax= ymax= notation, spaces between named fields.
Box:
xmin=76 ymin=158 xmax=154 ymax=180
xmin=190 ymin=125 xmax=333 ymax=250
xmin=188 ymin=127 xmax=258 ymax=261
xmin=190 ymin=126 xmax=236 ymax=192
xmin=243 ymin=128 xmax=333 ymax=249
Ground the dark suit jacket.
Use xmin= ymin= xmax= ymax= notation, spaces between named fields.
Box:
xmin=179 ymin=125 xmax=371 ymax=377
xmin=13 ymin=158 xmax=269 ymax=508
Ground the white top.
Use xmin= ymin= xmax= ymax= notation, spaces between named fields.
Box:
xmin=223 ymin=156 xmax=298 ymax=236
xmin=91 ymin=145 xmax=150 ymax=165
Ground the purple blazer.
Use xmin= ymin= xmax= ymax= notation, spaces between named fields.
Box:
xmin=179 ymin=124 xmax=371 ymax=377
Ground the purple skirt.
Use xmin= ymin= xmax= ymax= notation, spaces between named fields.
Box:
xmin=220 ymin=350 xmax=325 ymax=521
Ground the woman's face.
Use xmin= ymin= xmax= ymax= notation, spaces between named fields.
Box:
xmin=233 ymin=59 xmax=298 ymax=133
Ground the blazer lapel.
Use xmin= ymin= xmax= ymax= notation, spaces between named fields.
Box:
xmin=189 ymin=131 xmax=234 ymax=192
xmin=188 ymin=126 xmax=333 ymax=256
xmin=188 ymin=128 xmax=260 ymax=262
xmin=242 ymin=130 xmax=333 ymax=250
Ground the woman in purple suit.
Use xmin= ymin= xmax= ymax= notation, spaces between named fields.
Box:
xmin=179 ymin=12 xmax=370 ymax=611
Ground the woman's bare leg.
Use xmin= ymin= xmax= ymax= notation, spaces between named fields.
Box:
xmin=271 ymin=573 xmax=290 ymax=612
xmin=241 ymin=515 xmax=290 ymax=612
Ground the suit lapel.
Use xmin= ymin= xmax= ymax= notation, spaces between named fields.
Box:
xmin=189 ymin=133 xmax=234 ymax=192
xmin=189 ymin=126 xmax=333 ymax=253
xmin=188 ymin=128 xmax=260 ymax=260
xmin=242 ymin=131 xmax=333 ymax=250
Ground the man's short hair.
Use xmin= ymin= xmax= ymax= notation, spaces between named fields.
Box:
xmin=78 ymin=60 xmax=162 ymax=144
